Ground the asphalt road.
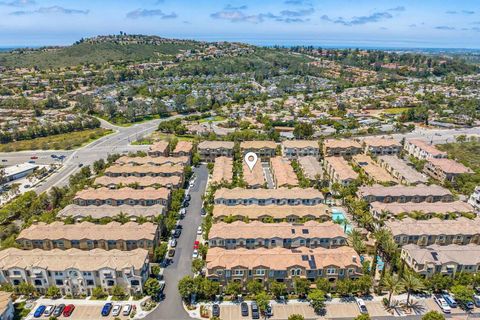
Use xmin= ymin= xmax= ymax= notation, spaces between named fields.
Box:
xmin=144 ymin=164 xmax=208 ymax=320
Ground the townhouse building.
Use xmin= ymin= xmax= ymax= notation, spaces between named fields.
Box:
xmin=212 ymin=204 xmax=331 ymax=223
xmin=104 ymin=164 xmax=184 ymax=178
xmin=386 ymin=218 xmax=480 ymax=246
xmin=242 ymin=160 xmax=266 ymax=189
xmin=468 ymin=186 xmax=480 ymax=213
xmin=401 ymin=244 xmax=480 ymax=278
xmin=281 ymin=140 xmax=320 ymax=160
xmin=0 ymin=292 xmax=13 ymax=320
xmin=424 ymin=158 xmax=472 ymax=182
xmin=377 ymin=156 xmax=428 ymax=185
xmin=369 ymin=201 xmax=474 ymax=219
xmin=116 ymin=156 xmax=189 ymax=167
xmin=352 ymin=154 xmax=396 ymax=184
xmin=298 ymin=156 xmax=324 ymax=181
xmin=323 ymin=156 xmax=358 ymax=186
xmin=16 ymin=222 xmax=160 ymax=257
xmin=214 ymin=188 xmax=324 ymax=206
xmin=147 ymin=141 xmax=169 ymax=157
xmin=58 ymin=204 xmax=165 ymax=221
xmin=73 ymin=187 xmax=171 ymax=206
xmin=322 ymin=139 xmax=362 ymax=158
xmin=95 ymin=175 xmax=182 ymax=189
xmin=171 ymin=141 xmax=193 ymax=157
xmin=211 ymin=156 xmax=233 ymax=184
xmin=0 ymin=248 xmax=149 ymax=295
xmin=404 ymin=139 xmax=447 ymax=160
xmin=209 ymin=221 xmax=347 ymax=249
xmin=270 ymin=156 xmax=299 ymax=188
xmin=197 ymin=141 xmax=235 ymax=162
xmin=362 ymin=137 xmax=402 ymax=156
xmin=206 ymin=246 xmax=362 ymax=286
xmin=357 ymin=184 xmax=453 ymax=203
xmin=240 ymin=141 xmax=277 ymax=161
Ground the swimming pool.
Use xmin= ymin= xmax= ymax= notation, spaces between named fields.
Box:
xmin=331 ymin=207 xmax=353 ymax=234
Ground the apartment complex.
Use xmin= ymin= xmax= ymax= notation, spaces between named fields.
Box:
xmin=369 ymin=201 xmax=474 ymax=218
xmin=404 ymin=139 xmax=447 ymax=160
xmin=468 ymin=186 xmax=480 ymax=213
xmin=270 ymin=156 xmax=299 ymax=188
xmin=401 ymin=244 xmax=480 ymax=278
xmin=104 ymin=164 xmax=184 ymax=178
xmin=424 ymin=158 xmax=472 ymax=182
xmin=281 ymin=140 xmax=320 ymax=159
xmin=240 ymin=141 xmax=277 ymax=161
xmin=211 ymin=156 xmax=233 ymax=184
xmin=209 ymin=221 xmax=347 ymax=249
xmin=243 ymin=160 xmax=266 ymax=188
xmin=147 ymin=141 xmax=169 ymax=157
xmin=171 ymin=141 xmax=193 ymax=157
xmin=212 ymin=204 xmax=331 ymax=223
xmin=73 ymin=187 xmax=171 ymax=206
xmin=0 ymin=248 xmax=149 ymax=295
xmin=377 ymin=156 xmax=428 ymax=185
xmin=16 ymin=222 xmax=160 ymax=256
xmin=214 ymin=188 xmax=324 ymax=206
xmin=116 ymin=156 xmax=189 ymax=167
xmin=352 ymin=154 xmax=395 ymax=184
xmin=357 ymin=184 xmax=453 ymax=203
xmin=322 ymin=139 xmax=362 ymax=158
xmin=95 ymin=175 xmax=182 ymax=189
xmin=362 ymin=137 xmax=402 ymax=156
xmin=197 ymin=141 xmax=235 ymax=162
xmin=57 ymin=204 xmax=165 ymax=221
xmin=298 ymin=156 xmax=323 ymax=181
xmin=323 ymin=156 xmax=358 ymax=186
xmin=206 ymin=246 xmax=362 ymax=285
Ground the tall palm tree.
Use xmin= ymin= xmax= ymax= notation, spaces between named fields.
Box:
xmin=382 ymin=274 xmax=404 ymax=306
xmin=401 ymin=272 xmax=424 ymax=307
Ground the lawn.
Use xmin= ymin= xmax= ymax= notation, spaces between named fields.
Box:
xmin=132 ymin=132 xmax=196 ymax=145
xmin=382 ymin=107 xmax=411 ymax=115
xmin=198 ymin=116 xmax=226 ymax=123
xmin=0 ymin=128 xmax=113 ymax=152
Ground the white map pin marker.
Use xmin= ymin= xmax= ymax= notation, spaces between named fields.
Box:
xmin=245 ymin=152 xmax=258 ymax=172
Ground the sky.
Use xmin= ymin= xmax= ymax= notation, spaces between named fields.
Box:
xmin=0 ymin=0 xmax=479 ymax=48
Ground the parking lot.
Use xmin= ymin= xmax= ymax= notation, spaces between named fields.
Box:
xmin=26 ymin=305 xmax=134 ymax=320
xmin=217 ymin=302 xmax=317 ymax=320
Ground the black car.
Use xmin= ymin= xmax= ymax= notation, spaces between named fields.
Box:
xmin=186 ymin=194 xmax=191 ymax=201
xmin=52 ymin=304 xmax=65 ymax=317
xmin=183 ymin=200 xmax=190 ymax=207
xmin=212 ymin=304 xmax=220 ymax=317
xmin=265 ymin=304 xmax=273 ymax=317
xmin=174 ymin=229 xmax=181 ymax=238
xmin=241 ymin=302 xmax=249 ymax=317
xmin=251 ymin=302 xmax=260 ymax=319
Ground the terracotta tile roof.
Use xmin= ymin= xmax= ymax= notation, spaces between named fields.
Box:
xmin=243 ymin=160 xmax=265 ymax=187
xmin=116 ymin=156 xmax=189 ymax=166
xmin=58 ymin=204 xmax=164 ymax=219
xmin=282 ymin=140 xmax=319 ymax=149
xmin=357 ymin=184 xmax=451 ymax=198
xmin=363 ymin=137 xmax=401 ymax=148
xmin=407 ymin=139 xmax=447 ymax=157
xmin=213 ymin=204 xmax=330 ymax=220
xmin=270 ymin=156 xmax=299 ymax=187
xmin=403 ymin=244 xmax=480 ymax=266
xmin=209 ymin=221 xmax=346 ymax=240
xmin=370 ymin=201 xmax=474 ymax=215
xmin=215 ymin=187 xmax=324 ymax=201
xmin=0 ymin=292 xmax=12 ymax=316
xmin=105 ymin=164 xmax=184 ymax=175
xmin=207 ymin=246 xmax=361 ymax=270
xmin=95 ymin=175 xmax=181 ymax=188
xmin=324 ymin=139 xmax=362 ymax=149
xmin=377 ymin=156 xmax=428 ymax=184
xmin=386 ymin=217 xmax=480 ymax=237
xmin=298 ymin=156 xmax=323 ymax=180
xmin=149 ymin=141 xmax=169 ymax=153
xmin=173 ymin=141 xmax=193 ymax=153
xmin=427 ymin=158 xmax=473 ymax=174
xmin=240 ymin=141 xmax=277 ymax=149
xmin=212 ymin=157 xmax=233 ymax=184
xmin=0 ymin=248 xmax=148 ymax=270
xmin=324 ymin=157 xmax=358 ymax=180
xmin=74 ymin=187 xmax=170 ymax=201
xmin=198 ymin=141 xmax=235 ymax=150
xmin=17 ymin=221 xmax=157 ymax=241
xmin=352 ymin=154 xmax=395 ymax=183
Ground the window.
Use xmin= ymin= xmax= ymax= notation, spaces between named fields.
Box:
xmin=216 ymin=270 xmax=224 ymax=276
xmin=255 ymin=269 xmax=265 ymax=276
xmin=327 ymin=268 xmax=336 ymax=275
xmin=131 ymin=280 xmax=140 ymax=286
xmin=234 ymin=269 xmax=244 ymax=276
xmin=34 ymin=279 xmax=42 ymax=286
xmin=86 ymin=280 xmax=94 ymax=286
xmin=55 ymin=279 xmax=64 ymax=286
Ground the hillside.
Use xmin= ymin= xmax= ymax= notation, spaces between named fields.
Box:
xmin=0 ymin=36 xmax=200 ymax=69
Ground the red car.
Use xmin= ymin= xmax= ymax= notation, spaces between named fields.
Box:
xmin=30 ymin=156 xmax=38 ymax=160
xmin=194 ymin=240 xmax=200 ymax=249
xmin=63 ymin=304 xmax=75 ymax=317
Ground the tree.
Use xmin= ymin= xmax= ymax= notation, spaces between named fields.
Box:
xmin=451 ymin=285 xmax=474 ymax=307
xmin=381 ymin=274 xmax=404 ymax=306
xmin=201 ymin=279 xmax=220 ymax=299
xmin=255 ymin=291 xmax=270 ymax=313
xmin=307 ymin=289 xmax=325 ymax=314
xmin=247 ymin=280 xmax=263 ymax=296
xmin=288 ymin=315 xmax=305 ymax=320
xmin=92 ymin=286 xmax=107 ymax=299
xmin=293 ymin=277 xmax=310 ymax=298
xmin=422 ymin=311 xmax=445 ymax=320
xmin=151 ymin=265 xmax=160 ymax=277
xmin=178 ymin=276 xmax=195 ymax=300
xmin=354 ymin=315 xmax=370 ymax=320
xmin=269 ymin=281 xmax=287 ymax=298
xmin=46 ymin=286 xmax=61 ymax=298
xmin=401 ymin=272 xmax=424 ymax=306
xmin=425 ymin=273 xmax=453 ymax=292
xmin=293 ymin=123 xmax=314 ymax=139
xmin=111 ymin=285 xmax=126 ymax=300
xmin=192 ymin=259 xmax=206 ymax=274
xmin=356 ymin=275 xmax=373 ymax=295
xmin=315 ymin=278 xmax=332 ymax=293
xmin=225 ymin=281 xmax=242 ymax=296
xmin=16 ymin=282 xmax=36 ymax=296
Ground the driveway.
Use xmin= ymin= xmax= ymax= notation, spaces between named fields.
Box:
xmin=144 ymin=164 xmax=208 ymax=320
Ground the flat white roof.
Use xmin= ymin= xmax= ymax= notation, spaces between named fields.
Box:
xmin=3 ymin=162 xmax=38 ymax=177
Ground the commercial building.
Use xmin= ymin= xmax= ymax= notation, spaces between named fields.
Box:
xmin=211 ymin=157 xmax=233 ymax=184
xmin=73 ymin=187 xmax=170 ymax=206
xmin=270 ymin=156 xmax=299 ymax=188
xmin=322 ymin=139 xmax=362 ymax=158
xmin=377 ymin=156 xmax=428 ymax=185
xmin=209 ymin=221 xmax=347 ymax=249
xmin=323 ymin=157 xmax=358 ymax=186
xmin=197 ymin=141 xmax=235 ymax=162
xmin=404 ymin=139 xmax=447 ymax=160
xmin=240 ymin=141 xmax=277 ymax=161
xmin=281 ymin=140 xmax=320 ymax=159
xmin=214 ymin=188 xmax=324 ymax=206
xmin=424 ymin=158 xmax=472 ymax=182
xmin=1 ymin=163 xmax=38 ymax=183
xmin=0 ymin=248 xmax=149 ymax=295
xmin=212 ymin=204 xmax=331 ymax=223
xmin=357 ymin=184 xmax=453 ymax=203
xmin=401 ymin=244 xmax=480 ymax=278
xmin=206 ymin=246 xmax=362 ymax=285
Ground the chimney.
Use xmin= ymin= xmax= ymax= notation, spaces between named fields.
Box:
xmin=352 ymin=256 xmax=357 ymax=263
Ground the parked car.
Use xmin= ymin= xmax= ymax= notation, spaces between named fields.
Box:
xmin=251 ymin=302 xmax=260 ymax=319
xmin=169 ymin=239 xmax=177 ymax=248
xmin=462 ymin=301 xmax=475 ymax=310
xmin=194 ymin=240 xmax=200 ymax=249
xmin=28 ymin=160 xmax=36 ymax=164
xmin=34 ymin=305 xmax=46 ymax=318
xmin=1 ymin=159 xmax=7 ymax=162
xmin=186 ymin=194 xmax=191 ymax=201
xmin=443 ymin=294 xmax=458 ymax=308
xmin=24 ymin=184 xmax=31 ymax=188
xmin=265 ymin=304 xmax=273 ymax=317
xmin=201 ymin=208 xmax=206 ymax=216
xmin=122 ymin=304 xmax=132 ymax=316
xmin=434 ymin=294 xmax=451 ymax=313
xmin=192 ymin=249 xmax=199 ymax=258
xmin=112 ymin=304 xmax=122 ymax=316
xmin=212 ymin=304 xmax=220 ymax=317
xmin=474 ymin=295 xmax=480 ymax=307
xmin=30 ymin=156 xmax=38 ymax=160
xmin=241 ymin=302 xmax=249 ymax=317
xmin=78 ymin=163 xmax=83 ymax=168
xmin=183 ymin=200 xmax=190 ymax=207
xmin=63 ymin=304 xmax=75 ymax=317
xmin=101 ymin=302 xmax=113 ymax=316
xmin=197 ymin=226 xmax=202 ymax=235
xmin=43 ymin=305 xmax=55 ymax=316
xmin=355 ymin=298 xmax=368 ymax=314
xmin=168 ymin=249 xmax=175 ymax=258
xmin=52 ymin=304 xmax=65 ymax=317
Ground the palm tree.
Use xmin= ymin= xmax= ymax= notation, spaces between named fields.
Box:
xmin=382 ymin=274 xmax=404 ymax=306
xmin=401 ymin=272 xmax=424 ymax=307
xmin=348 ymin=229 xmax=366 ymax=254
xmin=115 ymin=212 xmax=129 ymax=224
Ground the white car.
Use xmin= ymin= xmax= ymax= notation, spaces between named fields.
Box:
xmin=192 ymin=249 xmax=199 ymax=258
xmin=43 ymin=305 xmax=55 ymax=316
xmin=122 ymin=304 xmax=132 ymax=316
xmin=197 ymin=226 xmax=203 ymax=235
xmin=169 ymin=239 xmax=177 ymax=248
xmin=355 ymin=298 xmax=368 ymax=314
xmin=112 ymin=304 xmax=122 ymax=316
xmin=434 ymin=295 xmax=452 ymax=313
